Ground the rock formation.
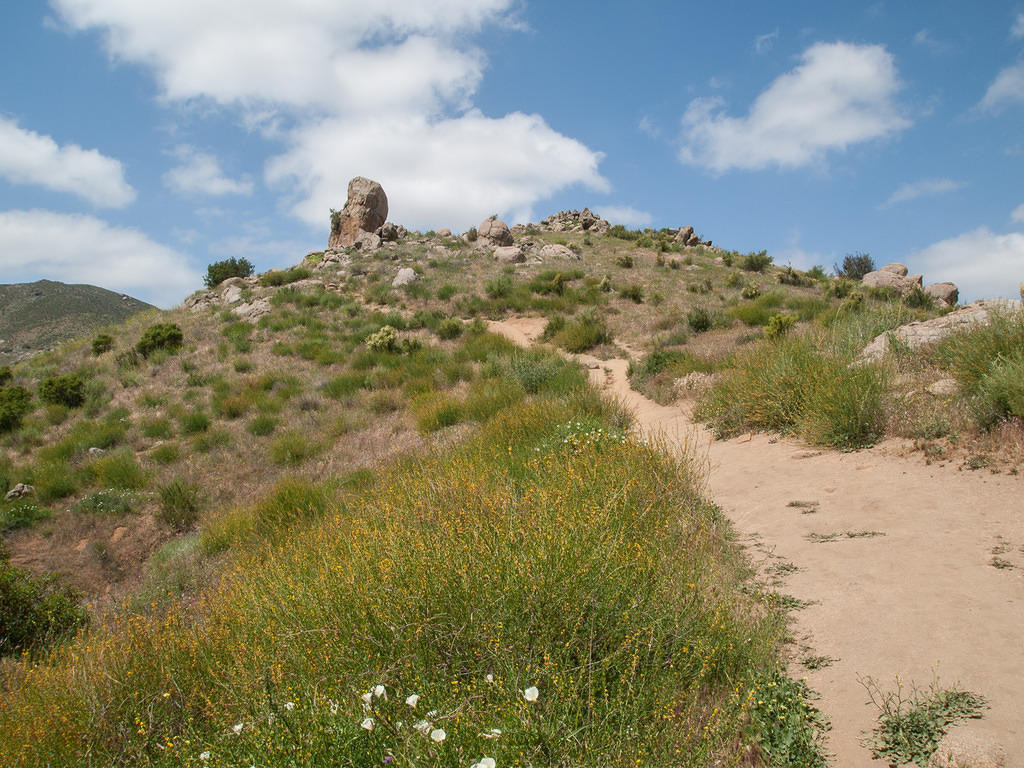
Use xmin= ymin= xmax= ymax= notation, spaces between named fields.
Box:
xmin=478 ymin=217 xmax=514 ymax=247
xmin=861 ymin=262 xmax=959 ymax=306
xmin=328 ymin=177 xmax=389 ymax=249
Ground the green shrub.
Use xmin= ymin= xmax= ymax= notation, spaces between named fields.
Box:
xmin=179 ymin=410 xmax=210 ymax=435
xmin=38 ymin=374 xmax=86 ymax=408
xmin=141 ymin=417 xmax=174 ymax=439
xmin=765 ymin=313 xmax=796 ymax=340
xmin=465 ymin=226 xmax=477 ymax=242
xmin=614 ymin=254 xmax=634 ymax=268
xmin=322 ymin=374 xmax=365 ymax=400
xmin=0 ymin=366 xmax=11 ymax=386
xmin=971 ymin=349 xmax=1024 ymax=429
xmin=724 ymin=270 xmax=743 ymax=288
xmin=72 ymin=490 xmax=134 ymax=516
xmin=88 ymin=449 xmax=148 ymax=490
xmin=484 ymin=274 xmax=514 ymax=299
xmin=0 ymin=501 xmax=52 ymax=533
xmin=540 ymin=314 xmax=567 ymax=341
xmin=412 ymin=392 xmax=463 ymax=433
xmin=204 ymin=257 xmax=254 ymax=288
xmin=740 ymin=250 xmax=772 ymax=272
xmin=193 ymin=429 xmax=233 ymax=454
xmin=258 ymin=267 xmax=311 ymax=287
xmin=221 ymin=321 xmax=254 ymax=352
xmin=91 ymin=334 xmax=114 ymax=355
xmin=31 ymin=460 xmax=80 ymax=503
xmin=436 ymin=284 xmax=457 ymax=301
xmin=0 ymin=385 xmax=33 ymax=433
xmin=687 ymin=306 xmax=713 ymax=333
xmin=835 ymin=252 xmax=875 ymax=280
xmin=435 ymin=317 xmax=463 ymax=340
xmin=556 ymin=310 xmax=610 ymax=353
xmin=619 ymin=284 xmax=644 ymax=303
xmin=136 ymin=323 xmax=183 ymax=358
xmin=270 ymin=430 xmax=323 ymax=466
xmin=776 ymin=265 xmax=813 ymax=287
xmin=933 ymin=309 xmax=1024 ymax=390
xmin=246 ymin=415 xmax=278 ymax=436
xmin=149 ymin=443 xmax=180 ymax=465
xmin=157 ymin=480 xmax=202 ymax=531
xmin=365 ymin=325 xmax=398 ymax=352
xmin=903 ymin=285 xmax=934 ymax=310
xmin=462 ymin=377 xmax=525 ymax=422
xmin=0 ymin=554 xmax=85 ymax=657
xmin=741 ymin=281 xmax=762 ymax=300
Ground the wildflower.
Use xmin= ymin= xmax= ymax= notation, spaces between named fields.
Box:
xmin=413 ymin=720 xmax=431 ymax=735
xmin=523 ymin=686 xmax=539 ymax=702
xmin=373 ymin=684 xmax=387 ymax=699
xmin=485 ymin=674 xmax=494 ymax=683
xmin=361 ymin=692 xmax=374 ymax=705
xmin=199 ymin=751 xmax=211 ymax=761
xmin=470 ymin=759 xmax=496 ymax=768
xmin=481 ymin=728 xmax=502 ymax=739
xmin=361 ymin=718 xmax=375 ymax=731
xmin=284 ymin=701 xmax=296 ymax=711
xmin=329 ymin=699 xmax=339 ymax=715
xmin=232 ymin=722 xmax=244 ymax=735
xmin=405 ymin=694 xmax=420 ymax=708
xmin=384 ymin=757 xmax=394 ymax=764
xmin=430 ymin=728 xmax=447 ymax=743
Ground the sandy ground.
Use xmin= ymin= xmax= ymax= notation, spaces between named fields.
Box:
xmin=491 ymin=317 xmax=1023 ymax=767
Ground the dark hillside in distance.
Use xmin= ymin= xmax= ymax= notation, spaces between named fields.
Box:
xmin=0 ymin=279 xmax=154 ymax=364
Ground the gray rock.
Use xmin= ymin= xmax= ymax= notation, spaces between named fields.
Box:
xmin=493 ymin=245 xmax=525 ymax=264
xmin=880 ymin=262 xmax=909 ymax=276
xmin=379 ymin=222 xmax=399 ymax=242
xmin=862 ymin=269 xmax=923 ymax=296
xmin=479 ymin=217 xmax=513 ymax=247
xmin=925 ymin=282 xmax=959 ymax=306
xmin=392 ymin=268 xmax=419 ymax=287
xmin=539 ymin=244 xmax=579 ymax=260
xmin=87 ymin=446 xmax=106 ymax=456
xmin=221 ymin=284 xmax=243 ymax=304
xmin=436 ymin=228 xmax=451 ymax=238
xmin=354 ymin=230 xmax=382 ymax=251
xmin=926 ymin=378 xmax=960 ymax=397
xmin=4 ymin=483 xmax=34 ymax=502
xmin=328 ymin=177 xmax=389 ymax=249
xmin=232 ymin=298 xmax=272 ymax=322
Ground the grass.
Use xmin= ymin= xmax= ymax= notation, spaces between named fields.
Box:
xmin=157 ymin=480 xmax=202 ymax=531
xmin=860 ymin=675 xmax=987 ymax=766
xmin=269 ymin=430 xmax=323 ymax=466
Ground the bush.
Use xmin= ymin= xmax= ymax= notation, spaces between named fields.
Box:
xmin=465 ymin=226 xmax=477 ymax=242
xmin=270 ymin=430 xmax=323 ymax=466
xmin=204 ymin=257 xmax=254 ymax=288
xmin=365 ymin=325 xmax=398 ymax=352
xmin=740 ymin=250 xmax=773 ymax=272
xmin=39 ymin=374 xmax=86 ymax=408
xmin=724 ymin=270 xmax=743 ymax=288
xmin=246 ymin=415 xmax=278 ymax=436
xmin=619 ymin=284 xmax=644 ymax=303
xmin=136 ymin=323 xmax=183 ymax=358
xmin=435 ymin=317 xmax=463 ymax=340
xmin=776 ymin=266 xmax=812 ymax=287
xmin=765 ymin=313 xmax=796 ymax=340
xmin=436 ymin=284 xmax=457 ymax=301
xmin=971 ymin=349 xmax=1024 ymax=429
xmin=0 ymin=385 xmax=32 ymax=433
xmin=0 ymin=553 xmax=86 ymax=657
xmin=903 ymin=285 xmax=934 ymax=310
xmin=91 ymin=334 xmax=114 ymax=355
xmin=258 ymin=267 xmax=311 ymax=287
xmin=484 ymin=274 xmax=514 ymax=299
xmin=614 ymin=254 xmax=634 ymax=268
xmin=836 ymin=252 xmax=875 ymax=280
xmin=179 ymin=410 xmax=210 ymax=435
xmin=741 ymin=281 xmax=762 ymax=300
xmin=412 ymin=392 xmax=463 ymax=433
xmin=555 ymin=310 xmax=610 ymax=353
xmin=0 ymin=367 xmax=10 ymax=386
xmin=149 ymin=443 xmax=180 ymax=465
xmin=687 ymin=306 xmax=713 ymax=333
xmin=88 ymin=449 xmax=147 ymax=490
xmin=157 ymin=480 xmax=202 ymax=530
xmin=72 ymin=490 xmax=134 ymax=516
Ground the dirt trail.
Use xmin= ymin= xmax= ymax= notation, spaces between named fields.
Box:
xmin=491 ymin=317 xmax=1024 ymax=767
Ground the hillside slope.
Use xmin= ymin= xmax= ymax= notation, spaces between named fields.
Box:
xmin=0 ymin=280 xmax=155 ymax=365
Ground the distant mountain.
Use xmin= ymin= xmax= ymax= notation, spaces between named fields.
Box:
xmin=0 ymin=279 xmax=155 ymax=365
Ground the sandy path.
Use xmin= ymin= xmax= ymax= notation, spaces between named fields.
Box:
xmin=491 ymin=318 xmax=1024 ymax=767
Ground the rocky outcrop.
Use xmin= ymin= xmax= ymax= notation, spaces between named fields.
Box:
xmin=539 ymin=244 xmax=579 ymax=260
xmin=328 ymin=177 xmax=389 ymax=249
xmin=861 ymin=268 xmax=923 ymax=295
xmin=478 ymin=217 xmax=513 ymax=247
xmin=538 ymin=209 xmax=610 ymax=234
xmin=925 ymin=282 xmax=959 ymax=306
xmin=859 ymin=299 xmax=1023 ymax=361
xmin=879 ymin=262 xmax=909 ymax=276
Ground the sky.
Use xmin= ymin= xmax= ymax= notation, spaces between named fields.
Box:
xmin=0 ymin=1 xmax=1022 ymax=307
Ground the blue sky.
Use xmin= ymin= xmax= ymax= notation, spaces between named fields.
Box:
xmin=1 ymin=0 xmax=1022 ymax=307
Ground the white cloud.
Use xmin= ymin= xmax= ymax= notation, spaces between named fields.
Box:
xmin=912 ymin=28 xmax=950 ymax=53
xmin=679 ymin=42 xmax=910 ymax=172
xmin=163 ymin=145 xmax=253 ymax=196
xmin=596 ymin=206 xmax=653 ymax=228
xmin=266 ymin=111 xmax=608 ymax=233
xmin=882 ymin=178 xmax=962 ymax=206
xmin=911 ymin=227 xmax=1024 ymax=302
xmin=54 ymin=0 xmax=605 ymax=229
xmin=0 ymin=117 xmax=135 ymax=207
xmin=1011 ymin=203 xmax=1024 ymax=223
xmin=754 ymin=30 xmax=778 ymax=54
xmin=1012 ymin=12 xmax=1024 ymax=39
xmin=0 ymin=210 xmax=201 ymax=307
xmin=979 ymin=62 xmax=1024 ymax=111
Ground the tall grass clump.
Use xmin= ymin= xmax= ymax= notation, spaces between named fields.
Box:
xmin=0 ymin=390 xmax=812 ymax=768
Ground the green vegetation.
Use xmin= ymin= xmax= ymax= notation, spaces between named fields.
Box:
xmin=258 ymin=267 xmax=311 ymax=287
xmin=0 ymin=546 xmax=86 ymax=658
xmin=157 ymin=480 xmax=203 ymax=531
xmin=91 ymin=334 xmax=114 ymax=355
xmin=39 ymin=373 xmax=86 ymax=408
xmin=136 ymin=323 xmax=184 ymax=358
xmin=0 ymin=384 xmax=32 ymax=433
xmin=204 ymin=257 xmax=255 ymax=288
xmin=836 ymin=252 xmax=875 ymax=280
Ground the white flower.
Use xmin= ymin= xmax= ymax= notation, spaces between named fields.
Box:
xmin=361 ymin=691 xmax=373 ymax=705
xmin=485 ymin=674 xmax=494 ymax=683
xmin=480 ymin=728 xmax=502 ymax=739
xmin=405 ymin=694 xmax=420 ymax=708
xmin=430 ymin=728 xmax=447 ymax=743
xmin=329 ymin=699 xmax=339 ymax=715
xmin=523 ymin=686 xmax=539 ymax=702
xmin=199 ymin=751 xmax=211 ymax=761
xmin=473 ymin=759 xmax=496 ymax=768
xmin=232 ymin=722 xmax=244 ymax=735
xmin=373 ymin=684 xmax=386 ymax=699
xmin=413 ymin=720 xmax=431 ymax=735
xmin=361 ymin=717 xmax=375 ymax=731
xmin=284 ymin=701 xmax=296 ymax=711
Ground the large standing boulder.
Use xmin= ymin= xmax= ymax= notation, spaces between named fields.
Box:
xmin=478 ymin=217 xmax=513 ymax=247
xmin=493 ymin=245 xmax=525 ymax=264
xmin=328 ymin=177 xmax=389 ymax=249
xmin=925 ymin=282 xmax=959 ymax=306
xmin=861 ymin=268 xmax=923 ymax=296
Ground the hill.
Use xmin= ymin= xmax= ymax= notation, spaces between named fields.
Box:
xmin=0 ymin=280 xmax=155 ymax=365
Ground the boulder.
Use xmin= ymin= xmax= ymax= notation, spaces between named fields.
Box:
xmin=675 ymin=225 xmax=695 ymax=244
xmin=925 ymin=282 xmax=959 ymax=306
xmin=478 ymin=217 xmax=513 ymax=247
xmin=354 ymin=230 xmax=382 ymax=251
xmin=4 ymin=483 xmax=34 ymax=502
xmin=436 ymin=228 xmax=451 ymax=238
xmin=929 ymin=731 xmax=1005 ymax=768
xmin=926 ymin=378 xmax=959 ymax=397
xmin=859 ymin=299 xmax=1023 ymax=361
xmin=392 ymin=268 xmax=419 ymax=287
xmin=539 ymin=244 xmax=579 ymax=260
xmin=861 ymin=269 xmax=923 ymax=296
xmin=493 ymin=245 xmax=525 ymax=264
xmin=590 ymin=218 xmax=610 ymax=234
xmin=328 ymin=177 xmax=388 ymax=249
xmin=221 ymin=283 xmax=243 ymax=304
xmin=379 ymin=222 xmax=399 ymax=242
xmin=232 ymin=298 xmax=272 ymax=322
xmin=880 ymin=262 xmax=909 ymax=276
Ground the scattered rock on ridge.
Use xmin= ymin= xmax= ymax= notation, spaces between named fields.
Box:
xmin=478 ymin=217 xmax=513 ymax=247
xmin=392 ymin=268 xmax=419 ymax=287
xmin=861 ymin=268 xmax=924 ymax=296
xmin=925 ymin=282 xmax=959 ymax=307
xmin=879 ymin=262 xmax=909 ymax=276
xmin=329 ymin=177 xmax=389 ymax=249
xmin=540 ymin=244 xmax=579 ymax=260
xmin=493 ymin=245 xmax=525 ymax=264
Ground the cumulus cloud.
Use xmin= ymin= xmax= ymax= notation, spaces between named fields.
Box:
xmin=1013 ymin=13 xmax=1024 ymax=39
xmin=678 ymin=42 xmax=910 ymax=172
xmin=882 ymin=178 xmax=962 ymax=206
xmin=0 ymin=210 xmax=201 ymax=307
xmin=596 ymin=206 xmax=653 ymax=228
xmin=163 ymin=145 xmax=253 ymax=196
xmin=0 ymin=117 xmax=135 ymax=207
xmin=53 ymin=0 xmax=607 ymax=227
xmin=979 ymin=62 xmax=1024 ymax=111
xmin=1012 ymin=203 xmax=1024 ymax=223
xmin=266 ymin=111 xmax=608 ymax=232
xmin=911 ymin=227 xmax=1024 ymax=302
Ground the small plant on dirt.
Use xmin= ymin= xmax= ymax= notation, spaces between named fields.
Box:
xmin=687 ymin=306 xmax=713 ymax=333
xmin=91 ymin=334 xmax=114 ymax=355
xmin=741 ymin=281 xmax=762 ymax=299
xmin=748 ymin=669 xmax=830 ymax=767
xmin=741 ymin=250 xmax=773 ymax=272
xmin=619 ymin=283 xmax=644 ymax=303
xmin=860 ymin=674 xmax=987 ymax=767
xmin=365 ymin=325 xmax=398 ymax=352
xmin=39 ymin=374 xmax=86 ymax=408
xmin=157 ymin=480 xmax=202 ymax=531
xmin=765 ymin=313 xmax=796 ymax=340
xmin=72 ymin=490 xmax=134 ymax=516
xmin=136 ymin=323 xmax=183 ymax=358
xmin=614 ymin=254 xmax=634 ymax=268
xmin=835 ymin=252 xmax=875 ymax=280
xmin=435 ymin=317 xmax=463 ymax=340
xmin=204 ymin=257 xmax=254 ymax=288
